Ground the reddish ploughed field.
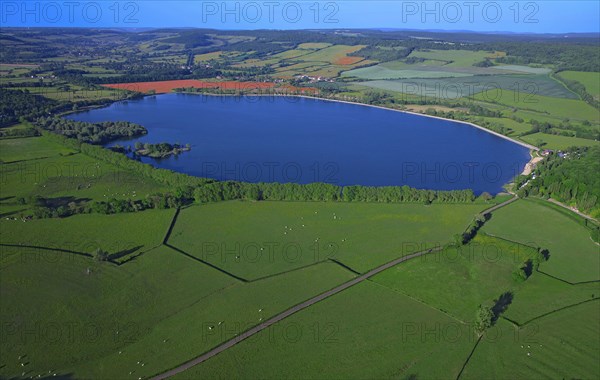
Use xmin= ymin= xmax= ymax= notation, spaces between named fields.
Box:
xmin=333 ymin=56 xmax=364 ymax=65
xmin=102 ymin=80 xmax=316 ymax=94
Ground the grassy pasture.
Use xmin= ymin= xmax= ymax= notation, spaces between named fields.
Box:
xmin=481 ymin=199 xmax=600 ymax=283
xmin=172 ymin=281 xmax=477 ymax=380
xmin=0 ymin=136 xmax=169 ymax=218
xmin=462 ymin=301 xmax=600 ymax=379
xmin=472 ymin=89 xmax=599 ymax=122
xmin=0 ymin=209 xmax=174 ymax=256
xmin=503 ymin=273 xmax=599 ymax=324
xmin=67 ymin=259 xmax=353 ymax=379
xmin=561 ymin=70 xmax=600 ymax=98
xmin=0 ymin=245 xmax=237 ymax=379
xmin=0 ymin=136 xmax=77 ymax=162
xmin=372 ymin=235 xmax=539 ymax=322
xmin=520 ymin=132 xmax=599 ymax=150
xmin=409 ymin=49 xmax=496 ymax=67
xmin=169 ymin=201 xmax=488 ymax=280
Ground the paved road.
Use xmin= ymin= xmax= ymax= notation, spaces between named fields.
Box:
xmin=151 ymin=246 xmax=442 ymax=380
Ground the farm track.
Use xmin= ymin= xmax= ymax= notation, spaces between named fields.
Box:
xmin=152 ymin=197 xmax=521 ymax=379
xmin=151 ymin=245 xmax=443 ymax=380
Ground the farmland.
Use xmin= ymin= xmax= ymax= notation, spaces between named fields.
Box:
xmin=481 ymin=199 xmax=600 ymax=283
xmin=168 ymin=201 xmax=489 ymax=280
xmin=462 ymin=301 xmax=600 ymax=379
xmin=171 ymin=282 xmax=477 ymax=380
xmin=1 ymin=26 xmax=599 ymax=380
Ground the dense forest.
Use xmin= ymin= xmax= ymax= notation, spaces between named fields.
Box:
xmin=0 ymin=89 xmax=62 ymax=126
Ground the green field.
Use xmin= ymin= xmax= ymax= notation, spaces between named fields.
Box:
xmin=481 ymin=199 xmax=600 ymax=283
xmin=0 ymin=136 xmax=77 ymax=162
xmin=362 ymin=75 xmax=579 ymax=101
xmin=520 ymin=132 xmax=599 ymax=150
xmin=473 ymin=89 xmax=599 ymax=123
xmin=0 ymin=135 xmax=169 ymax=218
xmin=0 ymin=244 xmax=355 ymax=379
xmin=462 ymin=301 xmax=600 ymax=379
xmin=169 ymin=201 xmax=487 ymax=280
xmin=342 ymin=65 xmax=473 ymax=80
xmin=409 ymin=49 xmax=494 ymax=67
xmin=561 ymin=70 xmax=600 ymax=98
xmin=172 ymin=281 xmax=477 ymax=380
xmin=372 ymin=235 xmax=538 ymax=322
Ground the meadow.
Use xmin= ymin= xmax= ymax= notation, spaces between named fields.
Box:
xmin=371 ymin=235 xmax=539 ymax=322
xmin=0 ymin=244 xmax=356 ymax=379
xmin=171 ymin=281 xmax=477 ymax=380
xmin=520 ymin=132 xmax=599 ymax=150
xmin=560 ymin=70 xmax=600 ymax=98
xmin=481 ymin=199 xmax=600 ymax=283
xmin=462 ymin=301 xmax=600 ymax=379
xmin=168 ymin=201 xmax=488 ymax=280
xmin=0 ymin=135 xmax=169 ymax=218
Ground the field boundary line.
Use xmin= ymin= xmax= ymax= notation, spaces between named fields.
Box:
xmin=150 ymin=246 xmax=443 ymax=380
xmin=164 ymin=242 xmax=247 ymax=282
xmin=162 ymin=208 xmax=181 ymax=245
xmin=456 ymin=335 xmax=483 ymax=380
xmin=329 ymin=258 xmax=361 ymax=275
xmin=517 ymin=297 xmax=600 ymax=327
xmin=366 ymin=279 xmax=467 ymax=324
xmin=0 ymin=243 xmax=93 ymax=259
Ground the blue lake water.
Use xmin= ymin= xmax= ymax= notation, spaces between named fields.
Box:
xmin=67 ymin=93 xmax=531 ymax=194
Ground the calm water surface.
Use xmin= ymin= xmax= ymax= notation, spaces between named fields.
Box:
xmin=67 ymin=94 xmax=531 ymax=194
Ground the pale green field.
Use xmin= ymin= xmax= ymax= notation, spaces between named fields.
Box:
xmin=561 ymin=70 xmax=600 ymax=98
xmin=520 ymin=132 xmax=599 ymax=150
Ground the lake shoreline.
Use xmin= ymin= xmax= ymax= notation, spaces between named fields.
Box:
xmin=175 ymin=91 xmax=538 ymax=150
xmin=175 ymin=91 xmax=539 ymax=176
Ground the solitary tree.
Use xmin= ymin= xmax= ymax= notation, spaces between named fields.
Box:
xmin=475 ymin=305 xmax=494 ymax=336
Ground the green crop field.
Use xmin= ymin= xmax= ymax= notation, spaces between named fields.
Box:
xmin=342 ymin=65 xmax=473 ymax=80
xmin=172 ymin=281 xmax=477 ymax=380
xmin=520 ymin=132 xmax=599 ymax=150
xmin=481 ymin=199 xmax=600 ymax=283
xmin=362 ymin=75 xmax=578 ymax=101
xmin=462 ymin=300 xmax=600 ymax=379
xmin=168 ymin=201 xmax=488 ymax=280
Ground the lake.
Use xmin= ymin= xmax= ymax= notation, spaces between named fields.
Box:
xmin=67 ymin=94 xmax=531 ymax=194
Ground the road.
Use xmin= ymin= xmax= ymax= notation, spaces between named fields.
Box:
xmin=151 ymin=246 xmax=442 ymax=380
xmin=152 ymin=197 xmax=520 ymax=379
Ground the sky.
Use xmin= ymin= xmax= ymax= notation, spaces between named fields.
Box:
xmin=1 ymin=1 xmax=599 ymax=33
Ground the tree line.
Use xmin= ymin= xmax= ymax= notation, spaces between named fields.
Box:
xmin=35 ymin=117 xmax=147 ymax=145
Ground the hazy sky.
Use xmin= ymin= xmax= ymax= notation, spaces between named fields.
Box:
xmin=2 ymin=1 xmax=599 ymax=33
